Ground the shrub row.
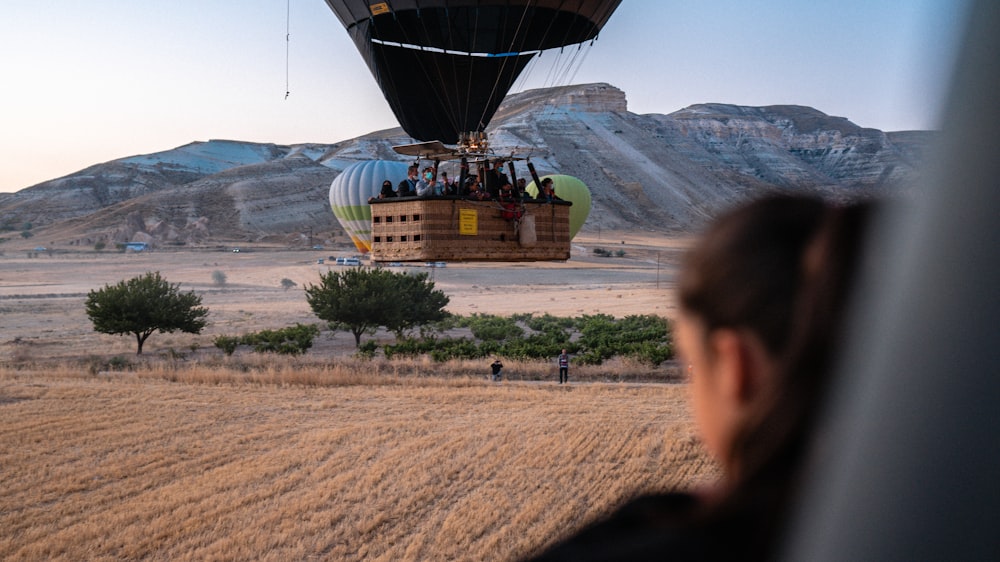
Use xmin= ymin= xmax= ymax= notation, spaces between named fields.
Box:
xmin=384 ymin=313 xmax=672 ymax=366
xmin=214 ymin=324 xmax=320 ymax=356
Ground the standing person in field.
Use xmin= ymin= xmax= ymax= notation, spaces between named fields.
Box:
xmin=491 ymin=358 xmax=504 ymax=382
xmin=558 ymin=349 xmax=570 ymax=384
xmin=527 ymin=195 xmax=875 ymax=561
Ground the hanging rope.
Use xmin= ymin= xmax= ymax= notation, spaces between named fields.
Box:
xmin=285 ymin=0 xmax=291 ymax=99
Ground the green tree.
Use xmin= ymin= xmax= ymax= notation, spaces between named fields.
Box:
xmin=387 ymin=271 xmax=451 ymax=338
xmin=305 ymin=267 xmax=449 ymax=347
xmin=85 ymin=271 xmax=209 ymax=354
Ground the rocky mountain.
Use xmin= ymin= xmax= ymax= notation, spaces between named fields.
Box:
xmin=491 ymin=84 xmax=929 ymax=229
xmin=0 ymin=83 xmax=932 ymax=248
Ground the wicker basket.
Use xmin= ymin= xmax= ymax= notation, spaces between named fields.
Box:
xmin=369 ymin=197 xmax=572 ymax=262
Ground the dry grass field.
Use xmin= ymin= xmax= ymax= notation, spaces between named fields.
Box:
xmin=0 ymin=367 xmax=715 ymax=561
xmin=0 ymin=232 xmax=718 ymax=560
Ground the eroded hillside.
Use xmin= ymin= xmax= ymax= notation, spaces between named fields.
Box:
xmin=0 ymin=83 xmax=931 ymax=249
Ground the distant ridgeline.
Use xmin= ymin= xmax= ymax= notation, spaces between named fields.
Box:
xmin=0 ymin=83 xmax=932 ymax=248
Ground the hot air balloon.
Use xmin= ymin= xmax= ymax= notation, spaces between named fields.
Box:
xmin=323 ymin=0 xmax=622 ymax=144
xmin=525 ymin=175 xmax=592 ymax=238
xmin=329 ymin=160 xmax=410 ymax=252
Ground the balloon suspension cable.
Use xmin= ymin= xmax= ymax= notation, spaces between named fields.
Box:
xmin=476 ymin=3 xmax=535 ymax=132
xmin=284 ymin=0 xmax=291 ymax=99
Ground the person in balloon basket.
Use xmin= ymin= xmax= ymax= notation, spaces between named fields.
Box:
xmin=485 ymin=160 xmax=509 ymax=199
xmin=490 ymin=358 xmax=504 ymax=382
xmin=499 ymin=182 xmax=523 ymax=221
xmin=537 ymin=178 xmax=563 ymax=203
xmin=368 ymin=180 xmax=397 ymax=203
xmin=397 ymin=165 xmax=419 ymax=197
xmin=465 ymin=177 xmax=490 ymax=201
xmin=557 ymin=349 xmax=570 ymax=384
xmin=416 ymin=166 xmax=444 ymax=197
xmin=439 ymin=171 xmax=458 ymax=195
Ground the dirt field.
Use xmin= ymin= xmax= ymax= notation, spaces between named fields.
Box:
xmin=0 ymin=231 xmax=717 ymax=561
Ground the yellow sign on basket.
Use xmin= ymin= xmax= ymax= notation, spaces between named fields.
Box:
xmin=458 ymin=209 xmax=478 ymax=235
xmin=369 ymin=3 xmax=390 ymax=16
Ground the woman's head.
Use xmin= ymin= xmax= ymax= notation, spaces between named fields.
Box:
xmin=676 ymin=195 xmax=872 ymax=479
xmin=676 ymin=195 xmax=826 ymax=467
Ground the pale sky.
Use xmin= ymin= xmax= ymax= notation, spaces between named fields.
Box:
xmin=0 ymin=0 xmax=967 ymax=193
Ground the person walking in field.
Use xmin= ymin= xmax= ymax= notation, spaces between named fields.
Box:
xmin=491 ymin=358 xmax=504 ymax=382
xmin=557 ymin=349 xmax=570 ymax=384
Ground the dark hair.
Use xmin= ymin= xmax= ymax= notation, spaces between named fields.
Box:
xmin=732 ymin=201 xmax=874 ymax=481
xmin=678 ymin=195 xmax=827 ymax=355
xmin=697 ymin=197 xmax=876 ymax=559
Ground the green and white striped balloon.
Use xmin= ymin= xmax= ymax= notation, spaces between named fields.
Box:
xmin=329 ymin=160 xmax=409 ymax=252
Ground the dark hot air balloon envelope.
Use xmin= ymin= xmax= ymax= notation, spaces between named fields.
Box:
xmin=324 ymin=0 xmax=622 ymax=143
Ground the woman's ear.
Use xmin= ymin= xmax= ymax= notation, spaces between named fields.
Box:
xmin=709 ymin=329 xmax=773 ymax=408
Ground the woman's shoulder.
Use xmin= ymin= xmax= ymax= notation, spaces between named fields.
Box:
xmin=527 ymin=492 xmax=705 ymax=561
